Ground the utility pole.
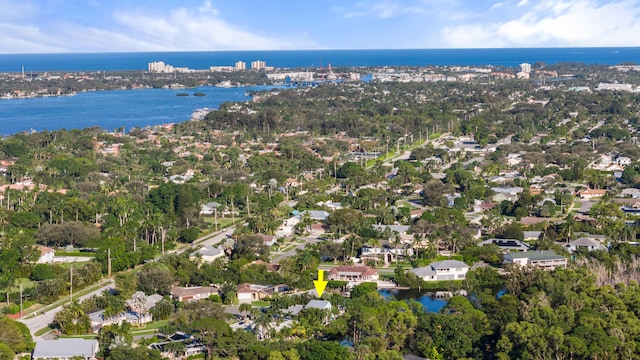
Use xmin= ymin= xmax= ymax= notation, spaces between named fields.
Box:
xmin=19 ymin=284 xmax=23 ymax=318
xmin=231 ymin=196 xmax=235 ymax=225
xmin=70 ymin=265 xmax=73 ymax=301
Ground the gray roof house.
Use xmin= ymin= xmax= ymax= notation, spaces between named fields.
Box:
xmin=33 ymin=339 xmax=99 ymax=360
xmin=301 ymin=210 xmax=330 ymax=222
xmin=566 ymin=237 xmax=608 ymax=253
xmin=503 ymin=250 xmax=567 ymax=270
xmin=190 ymin=245 xmax=225 ymax=263
xmin=410 ymin=260 xmax=470 ymax=281
xmin=478 ymin=238 xmax=531 ymax=253
xmin=372 ymin=224 xmax=411 ymax=235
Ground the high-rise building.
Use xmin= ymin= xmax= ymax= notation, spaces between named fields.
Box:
xmin=520 ymin=63 xmax=532 ymax=73
xmin=235 ymin=61 xmax=246 ymax=71
xmin=251 ymin=60 xmax=266 ymax=71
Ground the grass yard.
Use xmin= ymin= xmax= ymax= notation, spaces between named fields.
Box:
xmin=202 ymin=217 xmax=238 ymax=229
xmin=60 ymin=334 xmax=97 ymax=339
xmin=251 ymin=300 xmax=270 ymax=308
xmin=34 ymin=327 xmax=52 ymax=337
xmin=280 ymin=244 xmax=298 ymax=252
xmin=131 ymin=320 xmax=169 ymax=336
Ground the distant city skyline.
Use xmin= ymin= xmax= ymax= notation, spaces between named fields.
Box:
xmin=1 ymin=0 xmax=639 ymax=53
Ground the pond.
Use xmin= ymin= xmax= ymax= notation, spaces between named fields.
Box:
xmin=379 ymin=289 xmax=449 ymax=313
xmin=379 ymin=286 xmax=506 ymax=313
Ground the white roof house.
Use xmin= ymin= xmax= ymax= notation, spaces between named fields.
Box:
xmin=33 ymin=339 xmax=99 ymax=360
xmin=410 ymin=260 xmax=470 ymax=281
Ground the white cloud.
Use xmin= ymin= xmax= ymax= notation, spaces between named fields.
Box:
xmin=517 ymin=0 xmax=529 ymax=6
xmin=442 ymin=0 xmax=640 ymax=48
xmin=336 ymin=1 xmax=428 ymax=19
xmin=0 ymin=1 xmax=317 ymax=53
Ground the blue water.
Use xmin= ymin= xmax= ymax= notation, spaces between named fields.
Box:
xmin=0 ymin=85 xmax=276 ymax=135
xmin=1 ymin=48 xmax=638 ymax=72
xmin=1 ymin=48 xmax=638 ymax=135
xmin=379 ymin=289 xmax=448 ymax=313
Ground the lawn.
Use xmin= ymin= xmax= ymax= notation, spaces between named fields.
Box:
xmin=280 ymin=244 xmax=298 ymax=252
xmin=251 ymin=300 xmax=270 ymax=308
xmin=131 ymin=320 xmax=169 ymax=336
xmin=60 ymin=334 xmax=98 ymax=339
xmin=202 ymin=217 xmax=238 ymax=229
xmin=34 ymin=327 xmax=52 ymax=337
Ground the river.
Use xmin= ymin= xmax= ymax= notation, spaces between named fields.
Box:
xmin=0 ymin=85 xmax=280 ymax=135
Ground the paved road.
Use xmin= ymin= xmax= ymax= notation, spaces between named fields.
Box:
xmin=18 ymin=279 xmax=115 ymax=340
xmin=272 ymin=236 xmax=321 ymax=264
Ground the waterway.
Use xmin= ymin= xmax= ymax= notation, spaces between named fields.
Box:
xmin=0 ymin=85 xmax=279 ymax=135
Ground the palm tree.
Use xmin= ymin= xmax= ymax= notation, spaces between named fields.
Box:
xmin=238 ymin=303 xmax=253 ymax=321
xmin=253 ymin=311 xmax=273 ymax=340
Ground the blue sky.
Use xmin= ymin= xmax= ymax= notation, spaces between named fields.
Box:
xmin=1 ymin=0 xmax=639 ymax=53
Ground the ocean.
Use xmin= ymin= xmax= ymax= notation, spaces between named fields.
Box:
xmin=1 ymin=48 xmax=639 ymax=73
xmin=0 ymin=48 xmax=638 ymax=135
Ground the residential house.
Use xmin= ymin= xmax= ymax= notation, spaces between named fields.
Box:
xmin=148 ymin=332 xmax=206 ymax=359
xmin=37 ymin=246 xmax=55 ymax=264
xmin=256 ymin=233 xmax=277 ymax=247
xmin=621 ymin=188 xmax=640 ymax=198
xmin=360 ymin=244 xmax=414 ymax=264
xmin=371 ymin=224 xmax=413 ymax=242
xmin=616 ymin=156 xmax=631 ymax=166
xmin=503 ymin=250 xmax=567 ymax=270
xmin=310 ymin=223 xmax=328 ymax=235
xmin=577 ymin=188 xmax=607 ymax=200
xmin=444 ymin=193 xmax=462 ymax=207
xmin=506 ymin=153 xmax=522 ymax=166
xmin=284 ymin=299 xmax=333 ymax=317
xmin=327 ymin=266 xmax=379 ymax=282
xmin=200 ymin=201 xmax=222 ymax=215
xmin=89 ymin=292 xmax=162 ymax=331
xmin=33 ymin=339 xmax=99 ymax=360
xmin=237 ymin=283 xmax=289 ymax=304
xmin=125 ymin=291 xmax=163 ymax=316
xmin=523 ymin=231 xmax=543 ymax=241
xmin=566 ymin=237 xmax=608 ymax=253
xmin=409 ymin=260 xmax=470 ymax=281
xmin=171 ymin=286 xmax=219 ymax=302
xmin=190 ymin=245 xmax=225 ymax=263
xmin=478 ymin=239 xmax=531 ymax=253
xmin=301 ymin=210 xmax=330 ymax=222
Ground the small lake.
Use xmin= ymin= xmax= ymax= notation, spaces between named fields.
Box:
xmin=379 ymin=289 xmax=448 ymax=313
xmin=379 ymin=286 xmax=506 ymax=313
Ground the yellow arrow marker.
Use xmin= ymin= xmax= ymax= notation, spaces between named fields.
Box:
xmin=313 ymin=269 xmax=328 ymax=297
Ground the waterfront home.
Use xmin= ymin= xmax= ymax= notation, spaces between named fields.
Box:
xmin=327 ymin=265 xmax=379 ymax=282
xmin=171 ymin=286 xmax=218 ymax=302
xmin=284 ymin=299 xmax=333 ymax=316
xmin=410 ymin=260 xmax=470 ymax=281
xmin=503 ymin=250 xmax=567 ymax=270
xmin=33 ymin=339 xmax=99 ymax=360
